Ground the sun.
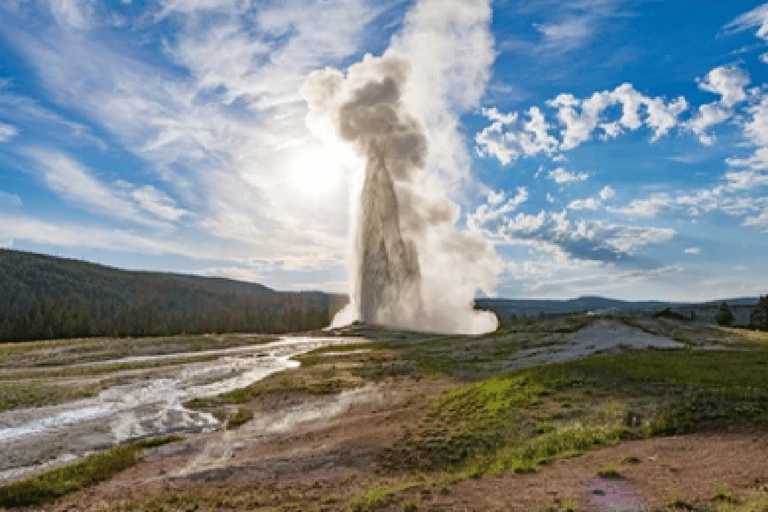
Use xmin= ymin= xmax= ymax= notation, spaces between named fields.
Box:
xmin=288 ymin=146 xmax=341 ymax=196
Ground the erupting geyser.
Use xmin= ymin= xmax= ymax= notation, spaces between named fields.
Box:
xmin=303 ymin=54 xmax=498 ymax=334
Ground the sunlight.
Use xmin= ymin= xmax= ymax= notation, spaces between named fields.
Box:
xmin=288 ymin=146 xmax=341 ymax=196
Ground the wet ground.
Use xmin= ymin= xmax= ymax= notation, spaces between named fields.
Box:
xmin=0 ymin=336 xmax=364 ymax=483
xmin=2 ymin=317 xmax=766 ymax=511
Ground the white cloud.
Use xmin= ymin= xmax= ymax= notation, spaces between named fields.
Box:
xmin=49 ymin=0 xmax=93 ymax=30
xmin=23 ymin=147 xmax=191 ymax=228
xmin=605 ymin=225 xmax=674 ymax=253
xmin=697 ymin=65 xmax=751 ymax=107
xmin=744 ymin=208 xmax=768 ymax=231
xmin=0 ymin=190 xmax=21 ymax=207
xmin=476 ymin=82 xmax=689 ymax=163
xmin=1 ymin=1 xmax=381 ymax=264
xmin=599 ymin=185 xmax=615 ymax=201
xmin=568 ymin=197 xmax=599 ymax=210
xmin=130 ymin=185 xmax=189 ymax=222
xmin=684 ymin=247 xmax=701 ymax=255
xmin=467 ymin=187 xmax=529 ymax=231
xmin=0 ymin=122 xmax=17 ymax=142
xmin=608 ymin=193 xmax=671 ymax=218
xmin=475 ymin=105 xmax=558 ymax=164
xmin=23 ymin=147 xmax=147 ymax=224
xmin=687 ymin=102 xmax=731 ymax=145
xmin=547 ymin=167 xmax=589 ymax=184
xmin=743 ymin=96 xmax=768 ymax=148
xmin=529 ymin=0 xmax=629 ymax=54
xmin=0 ymin=214 xmax=193 ymax=257
xmin=725 ymin=3 xmax=768 ymax=42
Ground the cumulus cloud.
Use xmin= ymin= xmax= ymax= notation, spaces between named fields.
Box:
xmin=697 ymin=65 xmax=751 ymax=107
xmin=744 ymin=208 xmax=768 ymax=230
xmin=568 ymin=197 xmax=600 ymax=210
xmin=599 ymin=185 xmax=615 ymax=201
xmin=476 ymin=83 xmax=689 ymax=163
xmin=547 ymin=167 xmax=589 ymax=184
xmin=475 ymin=106 xmax=558 ymax=164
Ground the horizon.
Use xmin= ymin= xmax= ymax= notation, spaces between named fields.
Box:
xmin=1 ymin=1 xmax=768 ymax=303
xmin=2 ymin=247 xmax=761 ymax=306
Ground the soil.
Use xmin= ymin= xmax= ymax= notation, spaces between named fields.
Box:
xmin=41 ymin=380 xmax=768 ymax=512
xmin=4 ymin=320 xmax=768 ymax=511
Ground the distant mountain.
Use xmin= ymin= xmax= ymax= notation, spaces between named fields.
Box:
xmin=475 ymin=294 xmax=760 ymax=326
xmin=0 ymin=249 xmax=346 ymax=341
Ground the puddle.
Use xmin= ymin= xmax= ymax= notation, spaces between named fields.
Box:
xmin=0 ymin=336 xmax=364 ymax=482
xmin=584 ymin=475 xmax=647 ymax=512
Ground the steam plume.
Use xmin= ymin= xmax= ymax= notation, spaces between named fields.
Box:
xmin=302 ymin=3 xmax=498 ymax=334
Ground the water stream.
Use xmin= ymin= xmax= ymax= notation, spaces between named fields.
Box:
xmin=0 ymin=336 xmax=363 ymax=482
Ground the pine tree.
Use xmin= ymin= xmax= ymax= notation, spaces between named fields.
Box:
xmin=750 ymin=295 xmax=768 ymax=331
xmin=716 ymin=301 xmax=735 ymax=327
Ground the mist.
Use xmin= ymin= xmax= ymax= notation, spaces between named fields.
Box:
xmin=303 ymin=52 xmax=498 ymax=335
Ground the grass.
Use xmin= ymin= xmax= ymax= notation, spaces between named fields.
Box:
xmin=227 ymin=407 xmax=254 ymax=429
xmin=348 ymin=484 xmax=395 ymax=512
xmin=597 ymin=462 xmax=622 ymax=479
xmin=379 ymin=342 xmax=768 ymax=488
xmin=0 ymin=435 xmax=181 ymax=508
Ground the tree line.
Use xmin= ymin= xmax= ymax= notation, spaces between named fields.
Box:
xmin=0 ymin=249 xmax=343 ymax=342
xmin=714 ymin=296 xmax=768 ymax=330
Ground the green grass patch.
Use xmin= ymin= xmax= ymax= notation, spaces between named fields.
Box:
xmin=227 ymin=407 xmax=254 ymax=429
xmin=348 ymin=484 xmax=395 ymax=512
xmin=0 ymin=435 xmax=181 ymax=508
xmin=563 ymin=348 xmax=768 ymax=392
xmin=477 ymin=425 xmax=630 ymax=476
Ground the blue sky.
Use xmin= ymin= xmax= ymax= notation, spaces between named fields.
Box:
xmin=0 ymin=0 xmax=767 ymax=302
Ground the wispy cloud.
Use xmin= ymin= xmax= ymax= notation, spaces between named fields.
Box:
xmin=523 ymin=0 xmax=634 ymax=55
xmin=0 ymin=190 xmax=22 ymax=207
xmin=724 ymin=2 xmax=768 ymax=42
xmin=23 ymin=147 xmax=186 ymax=228
xmin=0 ymin=122 xmax=17 ymax=142
xmin=548 ymin=167 xmax=589 ymax=184
xmin=0 ymin=0 xmax=377 ymax=262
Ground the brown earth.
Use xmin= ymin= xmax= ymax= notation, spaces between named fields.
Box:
xmin=33 ymin=378 xmax=768 ymax=512
xmin=4 ymin=319 xmax=768 ymax=512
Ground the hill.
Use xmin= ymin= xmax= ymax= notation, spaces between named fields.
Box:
xmin=475 ymin=295 xmax=760 ymax=326
xmin=0 ymin=249 xmax=346 ymax=341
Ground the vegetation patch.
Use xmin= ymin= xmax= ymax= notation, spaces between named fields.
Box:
xmin=0 ymin=435 xmax=181 ymax=508
xmin=227 ymin=407 xmax=254 ymax=429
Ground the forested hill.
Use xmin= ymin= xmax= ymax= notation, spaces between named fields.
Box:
xmin=0 ymin=249 xmax=346 ymax=341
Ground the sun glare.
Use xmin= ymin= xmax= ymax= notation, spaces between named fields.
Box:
xmin=289 ymin=146 xmax=341 ymax=196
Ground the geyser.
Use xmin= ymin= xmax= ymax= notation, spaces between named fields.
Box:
xmin=303 ymin=55 xmax=498 ymax=334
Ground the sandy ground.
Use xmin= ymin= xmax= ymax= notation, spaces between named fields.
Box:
xmin=4 ymin=319 xmax=767 ymax=511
